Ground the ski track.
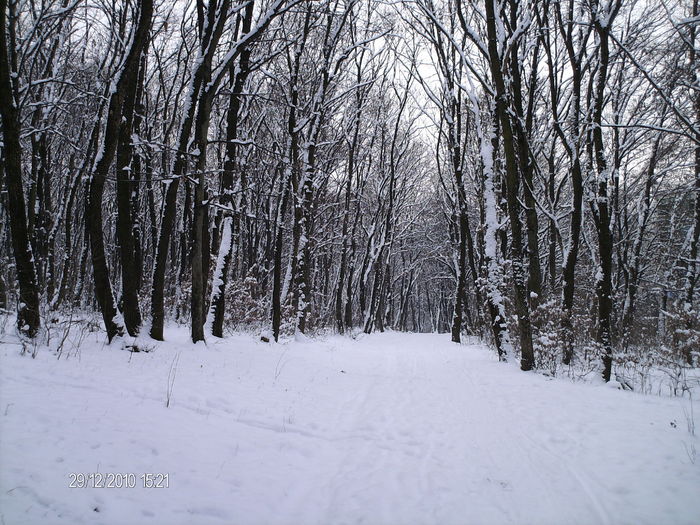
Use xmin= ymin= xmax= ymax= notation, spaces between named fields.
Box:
xmin=1 ymin=330 xmax=699 ymax=525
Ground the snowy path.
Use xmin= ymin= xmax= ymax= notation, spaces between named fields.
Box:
xmin=1 ymin=331 xmax=699 ymax=525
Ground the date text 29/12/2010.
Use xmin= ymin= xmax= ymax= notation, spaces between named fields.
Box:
xmin=68 ymin=472 xmax=169 ymax=488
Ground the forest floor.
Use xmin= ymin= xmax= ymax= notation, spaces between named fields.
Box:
xmin=0 ymin=327 xmax=699 ymax=525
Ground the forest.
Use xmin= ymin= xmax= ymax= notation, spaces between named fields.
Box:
xmin=3 ymin=1 xmax=700 ymax=523
xmin=0 ymin=0 xmax=698 ymax=383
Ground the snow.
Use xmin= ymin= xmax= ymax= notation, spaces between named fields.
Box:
xmin=206 ymin=217 xmax=233 ymax=331
xmin=1 ymin=329 xmax=699 ymax=525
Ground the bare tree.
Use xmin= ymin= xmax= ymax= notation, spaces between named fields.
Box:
xmin=0 ymin=0 xmax=41 ymax=337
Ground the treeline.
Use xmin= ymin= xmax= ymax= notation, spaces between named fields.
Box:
xmin=0 ymin=0 xmax=698 ymax=381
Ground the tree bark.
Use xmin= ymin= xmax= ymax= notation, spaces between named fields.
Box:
xmin=115 ymin=49 xmax=145 ymax=336
xmin=509 ymin=0 xmax=542 ymax=307
xmin=589 ymin=0 xmax=620 ymax=382
xmin=209 ymin=1 xmax=254 ymax=338
xmin=683 ymin=0 xmax=700 ymax=365
xmin=485 ymin=0 xmax=535 ymax=371
xmin=150 ymin=0 xmax=228 ymax=340
xmin=0 ymin=0 xmax=41 ymax=337
xmin=271 ymin=5 xmax=311 ymax=341
xmin=85 ymin=0 xmax=152 ymax=342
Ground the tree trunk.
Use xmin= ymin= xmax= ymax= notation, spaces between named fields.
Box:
xmin=84 ymin=0 xmax=152 ymax=342
xmin=150 ymin=0 xmax=228 ymax=340
xmin=271 ymin=5 xmax=310 ymax=341
xmin=485 ymin=0 xmax=535 ymax=371
xmin=115 ymin=50 xmax=144 ymax=336
xmin=683 ymin=0 xmax=700 ymax=365
xmin=509 ymin=0 xmax=542 ymax=306
xmin=209 ymin=2 xmax=254 ymax=338
xmin=0 ymin=0 xmax=41 ymax=337
xmin=590 ymin=0 xmax=619 ymax=382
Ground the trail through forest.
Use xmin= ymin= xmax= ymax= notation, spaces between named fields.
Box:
xmin=1 ymin=331 xmax=698 ymax=525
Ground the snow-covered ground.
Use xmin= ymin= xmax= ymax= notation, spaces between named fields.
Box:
xmin=1 ymin=328 xmax=699 ymax=525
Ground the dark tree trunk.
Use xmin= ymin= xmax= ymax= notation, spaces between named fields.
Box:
xmin=682 ymin=0 xmax=699 ymax=365
xmin=509 ymin=0 xmax=542 ymax=307
xmin=190 ymin=169 xmax=209 ymax=343
xmin=271 ymin=172 xmax=290 ymax=342
xmin=548 ymin=0 xmax=587 ymax=365
xmin=336 ymin=169 xmax=353 ymax=334
xmin=344 ymin=164 xmax=367 ymax=330
xmin=150 ymin=0 xmax=228 ymax=341
xmin=451 ymin=208 xmax=468 ymax=343
xmin=589 ymin=0 xmax=620 ymax=382
xmin=84 ymin=0 xmax=152 ymax=342
xmin=209 ymin=1 xmax=254 ymax=338
xmin=546 ymin=145 xmax=557 ymax=289
xmin=115 ymin=51 xmax=144 ymax=336
xmin=271 ymin=5 xmax=310 ymax=341
xmin=364 ymin=255 xmax=384 ymax=334
xmin=0 ymin=0 xmax=41 ymax=337
xmin=485 ymin=0 xmax=535 ymax=371
xmin=449 ymin=126 xmax=476 ymax=342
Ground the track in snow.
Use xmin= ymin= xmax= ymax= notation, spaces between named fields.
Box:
xmin=1 ymin=330 xmax=699 ymax=525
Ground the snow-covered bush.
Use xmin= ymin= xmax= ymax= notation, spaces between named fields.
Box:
xmin=667 ymin=307 xmax=700 ymax=367
xmin=223 ymin=275 xmax=271 ymax=334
